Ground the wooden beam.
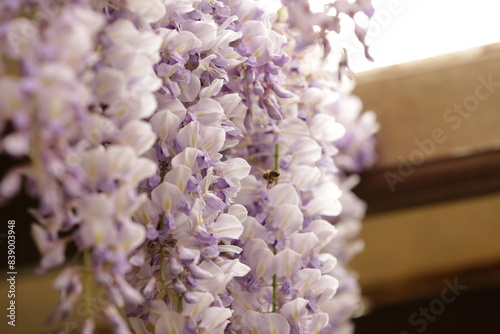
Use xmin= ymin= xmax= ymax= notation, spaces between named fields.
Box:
xmin=354 ymin=42 xmax=500 ymax=170
xmin=354 ymin=149 xmax=500 ymax=213
xmin=351 ymin=192 xmax=500 ymax=306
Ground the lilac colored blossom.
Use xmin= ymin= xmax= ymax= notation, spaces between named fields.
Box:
xmin=0 ymin=0 xmax=377 ymax=333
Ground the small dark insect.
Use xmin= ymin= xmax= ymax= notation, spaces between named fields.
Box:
xmin=263 ymin=170 xmax=280 ymax=188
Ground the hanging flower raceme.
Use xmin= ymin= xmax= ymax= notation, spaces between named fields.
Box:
xmin=0 ymin=0 xmax=377 ymax=333
xmin=0 ymin=0 xmax=165 ymax=332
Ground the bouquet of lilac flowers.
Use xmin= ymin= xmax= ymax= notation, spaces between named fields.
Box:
xmin=0 ymin=0 xmax=378 ymax=333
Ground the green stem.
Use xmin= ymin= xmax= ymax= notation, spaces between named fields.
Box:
xmin=83 ymin=248 xmax=92 ymax=318
xmin=272 ymin=242 xmax=278 ymax=313
xmin=177 ymin=294 xmax=183 ymax=313
xmin=159 ymin=242 xmax=166 ymax=289
xmin=273 ymin=143 xmax=280 ymax=179
xmin=272 ymin=273 xmax=277 ymax=312
xmin=158 ymin=160 xmax=168 ymax=289
xmin=272 ymin=142 xmax=280 ymax=312
xmin=160 ymin=161 xmax=168 ymax=182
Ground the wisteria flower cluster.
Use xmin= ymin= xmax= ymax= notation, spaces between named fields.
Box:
xmin=0 ymin=0 xmax=378 ymax=333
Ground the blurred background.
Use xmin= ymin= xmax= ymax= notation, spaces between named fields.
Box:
xmin=348 ymin=0 xmax=500 ymax=333
xmin=2 ymin=0 xmax=500 ymax=333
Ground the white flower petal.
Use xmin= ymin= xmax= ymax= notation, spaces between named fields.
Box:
xmin=155 ymin=311 xmax=185 ymax=334
xmin=210 ymin=214 xmax=243 ymax=240
xmin=268 ymin=184 xmax=300 ymax=206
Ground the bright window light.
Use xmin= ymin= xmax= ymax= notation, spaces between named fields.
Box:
xmin=347 ymin=0 xmax=500 ymax=72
